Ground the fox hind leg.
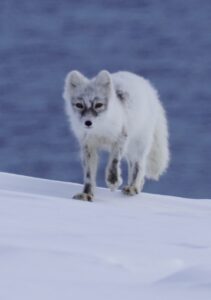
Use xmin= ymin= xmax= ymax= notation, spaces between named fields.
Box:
xmin=122 ymin=153 xmax=146 ymax=196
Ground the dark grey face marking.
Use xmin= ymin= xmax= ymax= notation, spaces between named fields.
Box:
xmin=81 ymin=106 xmax=98 ymax=117
xmin=107 ymin=158 xmax=118 ymax=184
xmin=71 ymin=85 xmax=109 ymax=119
xmin=73 ymin=98 xmax=108 ymax=118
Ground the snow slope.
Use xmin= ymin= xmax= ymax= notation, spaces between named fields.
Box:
xmin=0 ymin=172 xmax=211 ymax=300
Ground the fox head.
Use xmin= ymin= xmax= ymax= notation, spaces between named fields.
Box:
xmin=63 ymin=70 xmax=114 ymax=134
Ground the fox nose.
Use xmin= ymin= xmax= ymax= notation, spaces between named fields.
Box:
xmin=85 ymin=120 xmax=92 ymax=127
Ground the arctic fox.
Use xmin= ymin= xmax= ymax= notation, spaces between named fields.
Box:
xmin=63 ymin=70 xmax=169 ymax=201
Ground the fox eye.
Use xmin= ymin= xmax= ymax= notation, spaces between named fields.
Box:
xmin=75 ymin=103 xmax=84 ymax=109
xmin=95 ymin=103 xmax=104 ymax=109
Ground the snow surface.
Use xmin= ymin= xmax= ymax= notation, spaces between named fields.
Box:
xmin=0 ymin=172 xmax=211 ymax=300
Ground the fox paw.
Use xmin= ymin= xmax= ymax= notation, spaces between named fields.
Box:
xmin=122 ymin=185 xmax=139 ymax=196
xmin=73 ymin=193 xmax=93 ymax=202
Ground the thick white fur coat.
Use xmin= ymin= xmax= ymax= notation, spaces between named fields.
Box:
xmin=63 ymin=70 xmax=169 ymax=200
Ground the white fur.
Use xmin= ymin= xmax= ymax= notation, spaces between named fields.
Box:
xmin=63 ymin=70 xmax=170 ymax=200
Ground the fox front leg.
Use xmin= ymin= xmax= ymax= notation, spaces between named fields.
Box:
xmin=106 ymin=131 xmax=127 ymax=191
xmin=122 ymin=160 xmax=145 ymax=196
xmin=122 ymin=148 xmax=148 ymax=196
xmin=73 ymin=145 xmax=98 ymax=202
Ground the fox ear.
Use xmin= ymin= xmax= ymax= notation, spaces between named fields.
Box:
xmin=67 ymin=70 xmax=85 ymax=88
xmin=63 ymin=71 xmax=86 ymax=100
xmin=96 ymin=70 xmax=111 ymax=87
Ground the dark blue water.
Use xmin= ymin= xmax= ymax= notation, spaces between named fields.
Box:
xmin=0 ymin=0 xmax=211 ymax=198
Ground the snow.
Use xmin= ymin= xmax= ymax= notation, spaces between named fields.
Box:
xmin=0 ymin=172 xmax=211 ymax=300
